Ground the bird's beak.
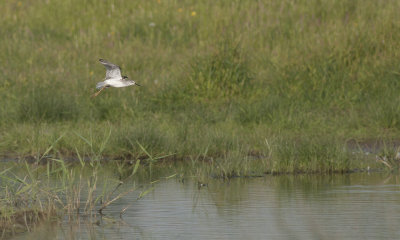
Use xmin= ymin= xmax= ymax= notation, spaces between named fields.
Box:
xmin=135 ymin=83 xmax=141 ymax=86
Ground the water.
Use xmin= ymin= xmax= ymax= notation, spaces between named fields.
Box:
xmin=13 ymin=173 xmax=400 ymax=240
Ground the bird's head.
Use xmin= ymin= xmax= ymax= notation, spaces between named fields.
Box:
xmin=123 ymin=76 xmax=141 ymax=86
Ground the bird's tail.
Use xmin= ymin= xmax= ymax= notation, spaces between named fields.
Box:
xmin=96 ymin=82 xmax=106 ymax=90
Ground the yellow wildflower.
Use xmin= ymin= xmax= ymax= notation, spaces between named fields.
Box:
xmin=191 ymin=11 xmax=196 ymax=17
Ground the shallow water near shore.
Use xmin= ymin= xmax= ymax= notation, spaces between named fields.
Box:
xmin=12 ymin=172 xmax=400 ymax=240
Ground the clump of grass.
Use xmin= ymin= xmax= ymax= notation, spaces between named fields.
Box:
xmin=0 ymin=156 xmax=145 ymax=237
xmin=271 ymin=136 xmax=354 ymax=174
xmin=154 ymin=39 xmax=253 ymax=112
xmin=187 ymin=40 xmax=253 ymax=99
xmin=0 ymin=132 xmax=164 ymax=237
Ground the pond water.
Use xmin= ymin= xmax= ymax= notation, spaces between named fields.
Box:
xmin=12 ymin=173 xmax=400 ymax=240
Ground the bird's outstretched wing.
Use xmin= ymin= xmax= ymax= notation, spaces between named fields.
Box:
xmin=99 ymin=59 xmax=122 ymax=79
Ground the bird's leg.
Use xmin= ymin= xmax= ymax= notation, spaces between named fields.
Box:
xmin=92 ymin=86 xmax=106 ymax=98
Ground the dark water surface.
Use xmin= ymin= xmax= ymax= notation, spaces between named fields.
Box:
xmin=13 ymin=173 xmax=400 ymax=240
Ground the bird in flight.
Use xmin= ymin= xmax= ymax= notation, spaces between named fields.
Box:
xmin=92 ymin=59 xmax=140 ymax=97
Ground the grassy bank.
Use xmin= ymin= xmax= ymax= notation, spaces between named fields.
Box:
xmin=1 ymin=0 xmax=400 ymax=172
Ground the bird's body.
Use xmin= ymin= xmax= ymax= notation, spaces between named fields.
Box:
xmin=92 ymin=59 xmax=140 ymax=97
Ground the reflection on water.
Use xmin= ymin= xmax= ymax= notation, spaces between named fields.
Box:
xmin=13 ymin=173 xmax=400 ymax=240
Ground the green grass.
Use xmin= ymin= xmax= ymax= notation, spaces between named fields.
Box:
xmin=1 ymin=0 xmax=400 ymax=173
xmin=0 ymin=157 xmax=147 ymax=237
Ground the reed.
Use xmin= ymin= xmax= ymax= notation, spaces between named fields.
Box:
xmin=0 ymin=140 xmax=147 ymax=237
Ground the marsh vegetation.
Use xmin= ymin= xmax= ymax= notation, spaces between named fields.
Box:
xmin=2 ymin=0 xmax=400 ymax=236
xmin=0 ymin=158 xmax=151 ymax=238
